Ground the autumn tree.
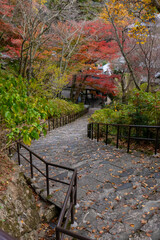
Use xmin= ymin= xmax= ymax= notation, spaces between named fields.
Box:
xmin=29 ymin=19 xmax=87 ymax=98
xmin=0 ymin=0 xmax=22 ymax=58
xmin=0 ymin=0 xmax=75 ymax=80
xmin=16 ymin=0 xmax=74 ymax=80
xmin=72 ymin=68 xmax=120 ymax=103
xmin=46 ymin=19 xmax=119 ymax=102
xmin=67 ymin=20 xmax=120 ymax=102
xmin=117 ymin=0 xmax=160 ymax=14
xmin=101 ymin=0 xmax=160 ymax=94
xmin=101 ymin=1 xmax=143 ymax=90
xmin=127 ymin=17 xmax=160 ymax=92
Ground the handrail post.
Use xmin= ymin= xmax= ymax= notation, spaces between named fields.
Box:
xmin=17 ymin=142 xmax=21 ymax=165
xmin=97 ymin=123 xmax=99 ymax=142
xmin=56 ymin=228 xmax=60 ymax=240
xmin=87 ymin=124 xmax=91 ymax=138
xmin=70 ymin=189 xmax=74 ymax=224
xmin=91 ymin=123 xmax=93 ymax=140
xmin=46 ymin=163 xmax=49 ymax=196
xmin=116 ymin=126 xmax=120 ymax=148
xmin=106 ymin=124 xmax=108 ymax=145
xmin=74 ymin=171 xmax=77 ymax=205
xmin=127 ymin=126 xmax=131 ymax=153
xmin=155 ymin=127 xmax=159 ymax=155
xmin=30 ymin=152 xmax=33 ymax=178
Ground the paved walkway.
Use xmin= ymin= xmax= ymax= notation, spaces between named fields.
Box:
xmin=13 ymin=109 xmax=160 ymax=240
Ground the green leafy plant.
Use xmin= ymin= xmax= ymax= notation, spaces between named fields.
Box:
xmin=0 ymin=71 xmax=84 ymax=146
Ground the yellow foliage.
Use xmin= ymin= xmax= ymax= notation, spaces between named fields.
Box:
xmin=32 ymin=62 xmax=68 ymax=98
xmin=34 ymin=0 xmax=47 ymax=5
xmin=101 ymin=0 xmax=157 ymax=42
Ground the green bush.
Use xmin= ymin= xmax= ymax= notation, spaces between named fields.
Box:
xmin=90 ymin=90 xmax=160 ymax=126
xmin=46 ymin=99 xmax=84 ymax=118
xmin=0 ymin=72 xmax=84 ymax=145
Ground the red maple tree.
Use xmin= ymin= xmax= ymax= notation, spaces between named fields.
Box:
xmin=68 ymin=19 xmax=120 ymax=102
xmin=0 ymin=0 xmax=22 ymax=58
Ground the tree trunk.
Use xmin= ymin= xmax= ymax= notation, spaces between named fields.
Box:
xmin=121 ymin=75 xmax=126 ymax=103
xmin=28 ymin=44 xmax=33 ymax=81
xmin=19 ymin=40 xmax=26 ymax=76
xmin=146 ymin=72 xmax=151 ymax=92
xmin=70 ymin=74 xmax=77 ymax=101
xmin=73 ymin=75 xmax=88 ymax=103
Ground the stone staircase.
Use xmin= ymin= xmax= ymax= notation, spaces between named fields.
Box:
xmin=12 ymin=109 xmax=160 ymax=240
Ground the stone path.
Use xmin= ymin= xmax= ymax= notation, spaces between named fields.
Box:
xmin=13 ymin=109 xmax=160 ymax=240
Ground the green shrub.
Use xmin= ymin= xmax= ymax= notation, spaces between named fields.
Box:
xmin=90 ymin=90 xmax=160 ymax=126
xmin=0 ymin=72 xmax=84 ymax=145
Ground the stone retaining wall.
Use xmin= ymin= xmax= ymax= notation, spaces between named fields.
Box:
xmin=0 ymin=158 xmax=57 ymax=239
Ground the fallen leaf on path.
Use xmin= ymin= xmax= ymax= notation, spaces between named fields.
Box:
xmin=130 ymin=224 xmax=134 ymax=227
xmin=141 ymin=219 xmax=147 ymax=224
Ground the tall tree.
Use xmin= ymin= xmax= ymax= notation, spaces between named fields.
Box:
xmin=1 ymin=0 xmax=75 ymax=81
xmin=127 ymin=18 xmax=160 ymax=92
xmin=101 ymin=1 xmax=142 ymax=90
